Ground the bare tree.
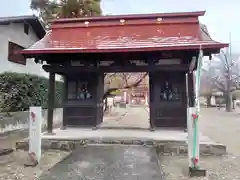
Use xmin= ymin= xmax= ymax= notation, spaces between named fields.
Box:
xmin=202 ymin=49 xmax=240 ymax=111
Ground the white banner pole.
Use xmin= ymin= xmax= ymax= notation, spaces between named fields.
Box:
xmin=186 ymin=73 xmax=193 ymax=167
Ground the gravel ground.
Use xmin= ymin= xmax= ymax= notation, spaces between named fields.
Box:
xmin=0 ymin=150 xmax=70 ymax=180
xmin=160 ymin=154 xmax=240 ymax=180
xmin=160 ymin=107 xmax=240 ymax=179
xmin=199 ymin=108 xmax=240 ymax=156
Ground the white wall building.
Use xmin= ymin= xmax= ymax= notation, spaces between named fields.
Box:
xmin=0 ymin=15 xmax=56 ymax=79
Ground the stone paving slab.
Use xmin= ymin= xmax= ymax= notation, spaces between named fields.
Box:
xmin=37 ymin=145 xmax=163 ymax=180
xmin=41 ymin=128 xmax=212 ymax=142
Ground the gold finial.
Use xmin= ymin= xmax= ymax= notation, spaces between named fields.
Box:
xmin=120 ymin=19 xmax=125 ymax=25
xmin=84 ymin=21 xmax=89 ymax=26
xmin=157 ymin=18 xmax=162 ymax=23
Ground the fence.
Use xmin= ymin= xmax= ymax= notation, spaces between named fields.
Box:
xmin=0 ymin=108 xmax=63 ymax=133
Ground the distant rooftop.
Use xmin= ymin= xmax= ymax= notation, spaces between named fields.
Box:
xmin=0 ymin=15 xmax=45 ymax=39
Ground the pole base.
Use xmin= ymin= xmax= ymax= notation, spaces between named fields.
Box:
xmin=60 ymin=126 xmax=67 ymax=130
xmin=44 ymin=132 xmax=56 ymax=135
xmin=189 ymin=167 xmax=206 ymax=177
xmin=24 ymin=161 xmax=38 ymax=167
xmin=92 ymin=127 xmax=98 ymax=130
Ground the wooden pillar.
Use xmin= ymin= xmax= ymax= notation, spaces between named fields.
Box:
xmin=61 ymin=75 xmax=67 ymax=129
xmin=149 ymin=72 xmax=155 ymax=131
xmin=188 ymin=73 xmax=195 ymax=107
xmin=47 ymin=71 xmax=55 ymax=134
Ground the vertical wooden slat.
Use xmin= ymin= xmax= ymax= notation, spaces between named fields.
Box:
xmin=188 ymin=73 xmax=195 ymax=107
xmin=149 ymin=72 xmax=155 ymax=130
xmin=47 ymin=71 xmax=55 ymax=133
xmin=62 ymin=75 xmax=67 ymax=128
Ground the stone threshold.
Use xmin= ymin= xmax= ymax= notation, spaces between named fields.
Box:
xmin=16 ymin=138 xmax=226 ymax=156
xmin=97 ymin=126 xmax=150 ymax=130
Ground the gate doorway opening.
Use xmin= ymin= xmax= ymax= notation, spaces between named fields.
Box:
xmin=101 ymin=72 xmax=150 ymax=129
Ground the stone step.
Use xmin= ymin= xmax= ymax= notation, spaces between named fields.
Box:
xmin=16 ymin=138 xmax=226 ymax=156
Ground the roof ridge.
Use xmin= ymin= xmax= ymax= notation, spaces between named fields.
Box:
xmin=50 ymin=11 xmax=206 ymax=23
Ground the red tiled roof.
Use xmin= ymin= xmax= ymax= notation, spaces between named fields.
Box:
xmin=22 ymin=11 xmax=228 ymax=55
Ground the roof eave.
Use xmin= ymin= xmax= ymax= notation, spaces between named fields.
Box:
xmin=21 ymin=43 xmax=229 ymax=57
xmin=0 ymin=15 xmax=46 ymax=39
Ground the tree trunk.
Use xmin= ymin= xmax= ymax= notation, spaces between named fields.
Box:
xmin=206 ymin=95 xmax=212 ymax=107
xmin=225 ymin=92 xmax=232 ymax=112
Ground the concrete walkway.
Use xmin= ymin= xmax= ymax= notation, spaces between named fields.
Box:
xmin=100 ymin=106 xmax=149 ymax=129
xmin=42 ymin=127 xmax=215 ymax=144
xmin=38 ymin=145 xmax=163 ymax=180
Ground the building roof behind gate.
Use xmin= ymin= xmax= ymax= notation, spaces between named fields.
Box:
xmin=22 ymin=11 xmax=228 ymax=55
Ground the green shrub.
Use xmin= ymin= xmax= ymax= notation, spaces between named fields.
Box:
xmin=0 ymin=72 xmax=63 ymax=112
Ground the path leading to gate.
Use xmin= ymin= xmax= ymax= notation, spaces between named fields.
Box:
xmin=37 ymin=145 xmax=163 ymax=180
xmin=100 ymin=105 xmax=149 ymax=129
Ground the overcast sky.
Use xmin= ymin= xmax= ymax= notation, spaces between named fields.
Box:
xmin=1 ymin=0 xmax=240 ymax=53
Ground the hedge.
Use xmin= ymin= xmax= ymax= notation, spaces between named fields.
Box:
xmin=0 ymin=72 xmax=63 ymax=112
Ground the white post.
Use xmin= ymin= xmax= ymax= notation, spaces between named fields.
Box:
xmin=128 ymin=92 xmax=131 ymax=105
xmin=193 ymin=71 xmax=200 ymax=168
xmin=123 ymin=91 xmax=127 ymax=103
xmin=145 ymin=92 xmax=148 ymax=105
xmin=29 ymin=106 xmax=42 ymax=164
xmin=186 ymin=73 xmax=192 ymax=167
xmin=186 ymin=73 xmax=200 ymax=169
xmin=188 ymin=50 xmax=205 ymax=176
xmin=187 ymin=107 xmax=195 ymax=166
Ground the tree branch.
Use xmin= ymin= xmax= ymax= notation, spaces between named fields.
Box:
xmin=103 ymin=72 xmax=148 ymax=99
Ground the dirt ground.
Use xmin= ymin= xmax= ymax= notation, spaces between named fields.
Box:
xmin=160 ymin=154 xmax=240 ymax=180
xmin=0 ymin=127 xmax=70 ymax=180
xmin=0 ymin=150 xmax=70 ymax=180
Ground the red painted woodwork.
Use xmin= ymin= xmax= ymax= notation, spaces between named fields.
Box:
xmin=22 ymin=11 xmax=227 ymax=55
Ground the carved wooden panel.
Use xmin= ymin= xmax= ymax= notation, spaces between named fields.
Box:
xmin=63 ymin=72 xmax=104 ymax=127
xmin=149 ymin=71 xmax=187 ymax=128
